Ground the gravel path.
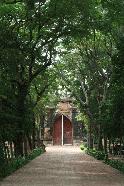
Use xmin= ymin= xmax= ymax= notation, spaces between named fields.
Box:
xmin=0 ymin=146 xmax=124 ymax=186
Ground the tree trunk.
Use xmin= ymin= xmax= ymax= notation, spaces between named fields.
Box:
xmin=15 ymin=83 xmax=28 ymax=157
xmin=0 ymin=142 xmax=5 ymax=167
xmin=14 ymin=134 xmax=24 ymax=157
xmin=98 ymin=136 xmax=103 ymax=151
xmin=98 ymin=124 xmax=103 ymax=151
xmin=27 ymin=134 xmax=33 ymax=151
xmin=87 ymin=123 xmax=93 ymax=149
xmin=24 ymin=135 xmax=28 ymax=156
xmin=104 ymin=135 xmax=107 ymax=154
xmin=10 ymin=141 xmax=14 ymax=159
xmin=32 ymin=121 xmax=36 ymax=149
xmin=40 ymin=115 xmax=45 ymax=139
xmin=108 ymin=139 xmax=112 ymax=154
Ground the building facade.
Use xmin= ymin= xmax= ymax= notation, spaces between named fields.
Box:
xmin=44 ymin=98 xmax=83 ymax=145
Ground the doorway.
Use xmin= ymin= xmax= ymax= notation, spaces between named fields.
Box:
xmin=53 ymin=115 xmax=73 ymax=145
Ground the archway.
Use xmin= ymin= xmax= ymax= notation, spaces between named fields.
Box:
xmin=53 ymin=115 xmax=73 ymax=145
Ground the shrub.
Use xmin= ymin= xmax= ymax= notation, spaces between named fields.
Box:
xmin=86 ymin=149 xmax=106 ymax=160
xmin=80 ymin=143 xmax=88 ymax=151
xmin=80 ymin=144 xmax=85 ymax=151
xmin=86 ymin=149 xmax=124 ymax=174
xmin=0 ymin=148 xmax=44 ymax=179
xmin=27 ymin=148 xmax=43 ymax=160
xmin=105 ymin=159 xmax=124 ymax=173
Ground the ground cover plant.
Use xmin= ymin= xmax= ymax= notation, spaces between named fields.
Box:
xmin=0 ymin=148 xmax=44 ymax=179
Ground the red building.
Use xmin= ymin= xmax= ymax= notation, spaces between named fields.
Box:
xmin=44 ymin=98 xmax=83 ymax=145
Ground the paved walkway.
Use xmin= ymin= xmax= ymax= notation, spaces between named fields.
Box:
xmin=0 ymin=146 xmax=124 ymax=186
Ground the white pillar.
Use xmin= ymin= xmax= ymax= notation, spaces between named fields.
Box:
xmin=62 ymin=114 xmax=64 ymax=146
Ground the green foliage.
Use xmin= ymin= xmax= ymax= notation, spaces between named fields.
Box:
xmin=105 ymin=159 xmax=124 ymax=174
xmin=0 ymin=148 xmax=44 ymax=179
xmin=86 ymin=149 xmax=106 ymax=160
xmin=80 ymin=144 xmax=87 ymax=151
xmin=0 ymin=0 xmax=86 ymax=157
xmin=77 ymin=113 xmax=89 ymax=130
xmin=86 ymin=149 xmax=124 ymax=174
xmin=0 ymin=0 xmax=124 ymax=159
xmin=26 ymin=148 xmax=44 ymax=161
xmin=0 ymin=144 xmax=5 ymax=168
xmin=109 ymin=36 xmax=124 ymax=138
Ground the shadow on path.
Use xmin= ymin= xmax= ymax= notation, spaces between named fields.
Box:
xmin=0 ymin=146 xmax=124 ymax=186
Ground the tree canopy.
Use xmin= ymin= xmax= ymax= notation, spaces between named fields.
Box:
xmin=0 ymin=0 xmax=124 ymax=165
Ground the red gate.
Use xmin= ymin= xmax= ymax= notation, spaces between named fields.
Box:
xmin=53 ymin=116 xmax=62 ymax=145
xmin=63 ymin=117 xmax=72 ymax=144
xmin=53 ymin=115 xmax=72 ymax=145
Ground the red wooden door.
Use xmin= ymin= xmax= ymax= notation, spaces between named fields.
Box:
xmin=53 ymin=116 xmax=62 ymax=145
xmin=53 ymin=115 xmax=72 ymax=145
xmin=63 ymin=117 xmax=72 ymax=144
